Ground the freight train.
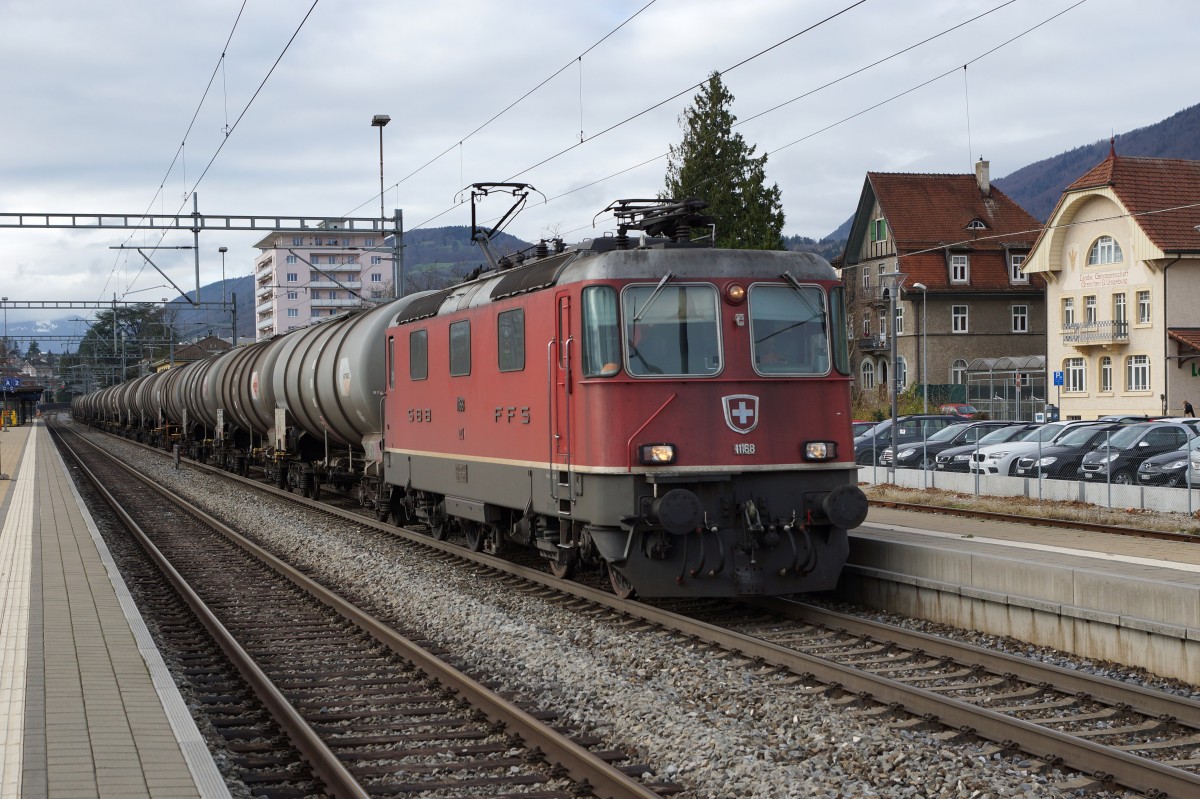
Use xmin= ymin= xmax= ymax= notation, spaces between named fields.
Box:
xmin=75 ymin=192 xmax=867 ymax=598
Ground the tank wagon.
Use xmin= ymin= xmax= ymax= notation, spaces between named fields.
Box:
xmin=75 ymin=192 xmax=867 ymax=599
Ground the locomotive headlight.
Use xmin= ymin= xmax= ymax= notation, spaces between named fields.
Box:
xmin=638 ymin=443 xmax=676 ymax=464
xmin=803 ymin=441 xmax=836 ymax=461
xmin=724 ymin=283 xmax=746 ymax=304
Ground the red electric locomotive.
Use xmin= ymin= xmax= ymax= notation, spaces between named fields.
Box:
xmin=381 ymin=190 xmax=867 ymax=598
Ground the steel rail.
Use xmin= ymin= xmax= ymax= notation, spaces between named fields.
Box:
xmin=76 ymin=425 xmax=1200 ymax=796
xmin=51 ymin=427 xmax=369 ymax=799
xmin=55 ymin=424 xmax=661 ymax=799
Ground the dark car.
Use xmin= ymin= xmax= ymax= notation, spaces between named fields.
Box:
xmin=1013 ymin=423 xmax=1122 ymax=479
xmin=1077 ymin=422 xmax=1193 ymax=484
xmin=880 ymin=420 xmax=1018 ymax=469
xmin=1137 ymin=434 xmax=1200 ymax=487
xmin=852 ymin=420 xmax=876 ymax=438
xmin=853 ymin=414 xmax=966 ymax=465
xmin=933 ymin=423 xmax=1040 ymax=472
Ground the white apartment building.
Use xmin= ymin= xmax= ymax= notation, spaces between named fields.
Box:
xmin=253 ymin=223 xmax=392 ymax=340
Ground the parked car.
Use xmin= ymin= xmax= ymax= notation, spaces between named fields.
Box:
xmin=1078 ymin=422 xmax=1193 ymax=484
xmin=880 ymin=420 xmax=1019 ymax=469
xmin=854 ymin=415 xmax=967 ymax=465
xmin=934 ymin=424 xmax=1040 ymax=472
xmin=939 ymin=403 xmax=979 ymax=418
xmin=969 ymin=420 xmax=1101 ymax=476
xmin=1013 ymin=423 xmax=1123 ymax=479
xmin=1136 ymin=434 xmax=1200 ymax=487
xmin=852 ymin=420 xmax=876 ymax=438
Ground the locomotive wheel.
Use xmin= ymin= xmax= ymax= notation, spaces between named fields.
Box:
xmin=429 ymin=519 xmax=450 ymax=540
xmin=606 ymin=563 xmax=636 ymax=600
xmin=462 ymin=521 xmax=485 ymax=552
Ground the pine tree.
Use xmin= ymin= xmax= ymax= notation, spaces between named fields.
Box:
xmin=664 ymin=72 xmax=785 ymax=250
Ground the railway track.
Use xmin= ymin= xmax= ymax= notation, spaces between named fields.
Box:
xmin=69 ymin=422 xmax=1200 ymax=797
xmin=52 ymin=423 xmax=675 ymax=799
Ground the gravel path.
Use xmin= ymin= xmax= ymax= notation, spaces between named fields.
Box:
xmin=76 ymin=427 xmax=1145 ymax=798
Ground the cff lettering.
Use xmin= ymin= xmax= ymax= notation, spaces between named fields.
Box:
xmin=494 ymin=406 xmax=532 ymax=424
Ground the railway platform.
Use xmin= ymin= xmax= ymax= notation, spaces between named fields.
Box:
xmin=0 ymin=418 xmax=228 ymax=798
xmin=843 ymin=505 xmax=1200 ymax=683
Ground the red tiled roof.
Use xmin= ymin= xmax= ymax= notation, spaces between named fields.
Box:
xmin=869 ymin=172 xmax=1042 ymax=250
xmin=867 ymin=172 xmax=1043 ymax=292
xmin=1065 ymin=155 xmax=1200 ymax=252
xmin=1169 ymin=328 xmax=1200 ymax=352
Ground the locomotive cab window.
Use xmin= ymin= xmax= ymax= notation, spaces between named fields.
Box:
xmin=621 ymin=283 xmax=720 ymax=377
xmin=409 ymin=329 xmax=428 ymax=381
xmin=582 ymin=286 xmax=620 ymax=377
xmin=449 ymin=319 xmax=471 ymax=377
xmin=497 ymin=308 xmax=525 ymax=372
xmin=749 ymin=284 xmax=830 ymax=376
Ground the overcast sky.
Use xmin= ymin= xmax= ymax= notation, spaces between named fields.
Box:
xmin=1 ymin=0 xmax=1196 ymax=328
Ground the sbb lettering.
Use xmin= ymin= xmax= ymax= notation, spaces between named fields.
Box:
xmin=407 ymin=408 xmax=432 ymax=422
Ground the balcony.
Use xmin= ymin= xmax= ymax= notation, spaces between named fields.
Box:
xmin=1062 ymin=320 xmax=1129 ymax=348
xmin=309 ymin=280 xmax=362 ymax=290
xmin=858 ymin=335 xmax=889 ymax=353
xmin=312 ymin=298 xmax=362 ymax=308
xmin=256 ymin=299 xmax=274 ymax=315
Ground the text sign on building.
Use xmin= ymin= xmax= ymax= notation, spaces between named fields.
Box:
xmin=1079 ymin=270 xmax=1128 ymax=289
xmin=1053 ymin=371 xmax=1064 ymax=386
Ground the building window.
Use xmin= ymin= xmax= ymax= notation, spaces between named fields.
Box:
xmin=409 ymin=329 xmax=428 ymax=380
xmin=951 ymin=305 xmax=968 ymax=333
xmin=371 ymin=273 xmax=382 ymax=282
xmin=347 ymin=255 xmax=358 ymax=264
xmin=1113 ymin=293 xmax=1126 ymax=322
xmin=1064 ymin=357 xmax=1085 ymax=393
xmin=1137 ymin=290 xmax=1151 ymax=323
xmin=860 ymin=359 xmax=874 ymax=389
xmin=1126 ymin=355 xmax=1150 ymax=391
xmin=950 ymin=254 xmax=969 ymax=283
xmin=1012 ymin=305 xmax=1028 ymax=333
xmin=365 ymin=237 xmax=376 ymax=247
xmin=292 ymin=236 xmax=304 ymax=246
xmin=286 ymin=255 xmax=298 ymax=264
xmin=951 ymin=359 xmax=967 ymax=384
xmin=311 ymin=310 xmax=320 ymax=318
xmin=878 ymin=308 xmax=887 ymax=339
xmin=1009 ymin=254 xmax=1027 ymax=283
xmin=286 ymin=308 xmax=299 ymax=318
xmin=862 ymin=268 xmax=871 ymax=292
xmin=862 ymin=313 xmax=870 ymax=338
xmin=371 ymin=256 xmax=383 ymax=265
xmin=311 ymin=290 xmax=321 ymax=300
xmin=449 ymin=319 xmax=471 ymax=377
xmin=314 ymin=237 xmax=323 ymax=246
xmin=870 ymin=218 xmax=887 ymax=242
xmin=286 ymin=291 xmax=297 ymax=300
xmin=1084 ymin=295 xmax=1097 ymax=324
xmin=894 ymin=305 xmax=904 ymax=335
xmin=1062 ymin=297 xmax=1075 ymax=326
xmin=497 ymin=308 xmax=525 ymax=372
xmin=966 ymin=219 xmax=986 ymax=230
xmin=1087 ymin=235 xmax=1123 ymax=265
xmin=286 ymin=272 xmax=298 ymax=282
xmin=1099 ymin=356 xmax=1112 ymax=392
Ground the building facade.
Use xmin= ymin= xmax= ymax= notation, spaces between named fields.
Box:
xmin=253 ymin=223 xmax=393 ymax=341
xmin=840 ymin=161 xmax=1045 ymax=410
xmin=1023 ymin=150 xmax=1200 ymax=419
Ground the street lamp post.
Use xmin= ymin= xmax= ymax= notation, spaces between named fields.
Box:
xmin=882 ymin=271 xmax=906 ymax=477
xmin=371 ymin=114 xmax=400 ymax=297
xmin=912 ymin=282 xmax=928 ymax=413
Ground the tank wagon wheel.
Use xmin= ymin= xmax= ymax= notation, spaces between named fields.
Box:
xmin=548 ymin=557 xmax=575 ymax=580
xmin=606 ymin=563 xmax=636 ymax=600
xmin=462 ymin=521 xmax=485 ymax=552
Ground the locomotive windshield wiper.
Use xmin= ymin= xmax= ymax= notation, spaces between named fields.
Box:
xmin=632 ymin=271 xmax=675 ymax=322
xmin=780 ymin=271 xmax=827 ymax=322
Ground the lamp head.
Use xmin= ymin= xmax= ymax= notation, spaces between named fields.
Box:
xmin=371 ymin=114 xmax=391 ymax=127
xmin=218 ymin=246 xmax=228 ymax=254
xmin=912 ymin=282 xmax=927 ymax=291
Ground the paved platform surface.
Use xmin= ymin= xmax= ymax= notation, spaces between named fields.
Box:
xmin=0 ymin=419 xmax=228 ymax=798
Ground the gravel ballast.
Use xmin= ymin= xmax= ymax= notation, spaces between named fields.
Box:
xmin=72 ymin=426 xmax=1152 ymax=798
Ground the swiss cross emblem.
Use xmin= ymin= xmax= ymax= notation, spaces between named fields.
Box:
xmin=722 ymin=394 xmax=759 ymax=434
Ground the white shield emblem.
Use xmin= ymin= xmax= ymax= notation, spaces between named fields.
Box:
xmin=722 ymin=394 xmax=759 ymax=434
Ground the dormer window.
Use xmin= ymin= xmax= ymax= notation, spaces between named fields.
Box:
xmin=1087 ymin=235 xmax=1123 ymax=265
xmin=950 ymin=254 xmax=969 ymax=284
xmin=870 ymin=217 xmax=887 ymax=242
xmin=966 ymin=219 xmax=987 ymax=230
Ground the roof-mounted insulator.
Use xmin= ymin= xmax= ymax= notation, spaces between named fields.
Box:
xmin=535 ymin=240 xmax=549 ymax=258
xmin=553 ymin=238 xmax=566 ymax=253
